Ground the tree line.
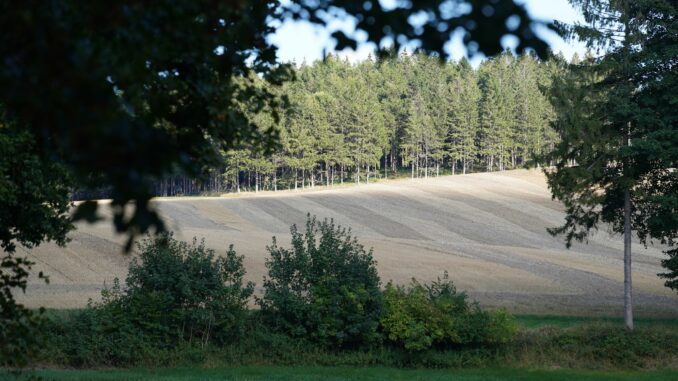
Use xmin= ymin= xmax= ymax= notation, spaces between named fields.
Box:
xmin=140 ymin=51 xmax=561 ymax=197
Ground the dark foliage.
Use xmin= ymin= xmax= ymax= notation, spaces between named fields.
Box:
xmin=0 ymin=117 xmax=72 ymax=367
xmin=0 ymin=121 xmax=72 ymax=253
xmin=0 ymin=256 xmax=46 ymax=367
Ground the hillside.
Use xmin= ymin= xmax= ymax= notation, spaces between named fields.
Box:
xmin=17 ymin=170 xmax=678 ymax=315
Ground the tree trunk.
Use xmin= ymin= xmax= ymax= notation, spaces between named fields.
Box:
xmin=623 ymin=118 xmax=634 ymax=330
xmin=415 ymin=153 xmax=419 ymax=178
xmin=326 ymin=164 xmax=330 ymax=187
xmin=384 ymin=154 xmax=387 ymax=179
xmin=424 ymin=153 xmax=428 ymax=178
xmin=623 ymin=188 xmax=633 ymax=330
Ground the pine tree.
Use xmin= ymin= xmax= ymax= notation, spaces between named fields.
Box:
xmin=445 ymin=58 xmax=480 ymax=174
xmin=375 ymin=52 xmax=410 ymax=178
xmin=478 ymin=54 xmax=515 ymax=172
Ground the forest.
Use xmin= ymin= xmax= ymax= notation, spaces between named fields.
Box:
xmin=149 ymin=52 xmax=562 ymax=196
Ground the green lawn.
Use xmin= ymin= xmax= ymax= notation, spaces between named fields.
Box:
xmin=514 ymin=315 xmax=678 ymax=329
xmin=18 ymin=367 xmax=678 ymax=381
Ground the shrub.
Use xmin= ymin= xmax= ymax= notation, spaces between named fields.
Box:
xmin=122 ymin=233 xmax=254 ymax=345
xmin=258 ymin=215 xmax=382 ymax=348
xmin=53 ymin=233 xmax=254 ymax=366
xmin=380 ymin=273 xmax=516 ymax=351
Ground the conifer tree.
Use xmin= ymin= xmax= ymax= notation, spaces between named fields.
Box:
xmin=445 ymin=58 xmax=480 ymax=174
xmin=544 ymin=0 xmax=678 ymax=330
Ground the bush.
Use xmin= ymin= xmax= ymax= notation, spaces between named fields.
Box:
xmin=380 ymin=273 xmax=517 ymax=351
xmin=258 ymin=215 xmax=382 ymax=348
xmin=123 ymin=233 xmax=254 ymax=345
xmin=51 ymin=233 xmax=254 ymax=366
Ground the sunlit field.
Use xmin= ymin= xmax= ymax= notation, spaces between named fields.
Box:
xmin=19 ymin=170 xmax=678 ymax=316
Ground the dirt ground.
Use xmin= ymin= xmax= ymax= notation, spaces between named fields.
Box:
xmin=16 ymin=169 xmax=678 ymax=315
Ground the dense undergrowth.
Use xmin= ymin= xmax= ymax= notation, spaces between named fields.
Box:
xmin=36 ymin=311 xmax=678 ymax=370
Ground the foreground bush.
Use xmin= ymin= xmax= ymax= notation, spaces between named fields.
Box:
xmin=123 ymin=233 xmax=254 ymax=344
xmin=380 ymin=273 xmax=517 ymax=351
xmin=258 ymin=215 xmax=382 ymax=348
xmin=52 ymin=233 xmax=253 ymax=365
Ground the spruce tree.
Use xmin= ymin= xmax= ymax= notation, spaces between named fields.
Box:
xmin=544 ymin=0 xmax=678 ymax=330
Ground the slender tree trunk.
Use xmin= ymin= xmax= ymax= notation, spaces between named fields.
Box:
xmin=424 ymin=153 xmax=428 ymax=178
xmin=415 ymin=153 xmax=419 ymax=178
xmin=623 ymin=118 xmax=634 ymax=330
xmin=623 ymin=188 xmax=633 ymax=330
xmin=384 ymin=153 xmax=387 ymax=179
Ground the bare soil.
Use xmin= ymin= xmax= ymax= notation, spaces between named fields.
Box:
xmin=16 ymin=169 xmax=678 ymax=315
